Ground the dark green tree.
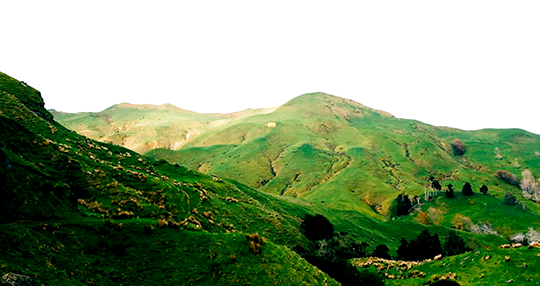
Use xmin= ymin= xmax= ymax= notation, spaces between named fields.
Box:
xmin=391 ymin=194 xmax=412 ymax=216
xmin=431 ymin=179 xmax=442 ymax=191
xmin=480 ymin=184 xmax=488 ymax=195
xmin=445 ymin=184 xmax=454 ymax=198
xmin=301 ymin=214 xmax=334 ymax=241
xmin=443 ymin=231 xmax=471 ymax=256
xmin=397 ymin=238 xmax=409 ymax=260
xmin=462 ymin=182 xmax=474 ymax=196
xmin=372 ymin=244 xmax=391 ymax=260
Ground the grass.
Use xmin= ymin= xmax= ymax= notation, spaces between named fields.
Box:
xmin=5 ymin=71 xmax=540 ymax=285
xmin=355 ymin=245 xmax=540 ymax=285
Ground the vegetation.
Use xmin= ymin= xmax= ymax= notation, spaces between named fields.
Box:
xmin=4 ymin=70 xmax=540 ymax=284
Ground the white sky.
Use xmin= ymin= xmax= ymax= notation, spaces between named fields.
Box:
xmin=1 ymin=1 xmax=539 ymax=134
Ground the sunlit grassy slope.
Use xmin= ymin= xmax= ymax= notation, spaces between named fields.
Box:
xmin=56 ymin=91 xmax=540 ymax=238
xmin=53 ymin=103 xmax=277 ymax=154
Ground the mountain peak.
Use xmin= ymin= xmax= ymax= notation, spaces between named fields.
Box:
xmin=280 ymin=92 xmax=393 ymax=118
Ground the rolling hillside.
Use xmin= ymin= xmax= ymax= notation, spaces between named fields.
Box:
xmin=0 ymin=71 xmax=341 ymax=285
xmin=56 ymin=92 xmax=540 ymax=240
xmin=9 ymin=71 xmax=540 ymax=285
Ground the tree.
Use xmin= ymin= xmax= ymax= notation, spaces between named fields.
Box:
xmin=390 ymin=194 xmax=412 ymax=216
xmin=451 ymin=139 xmax=465 ymax=156
xmin=432 ymin=179 xmax=442 ymax=191
xmin=397 ymin=238 xmax=409 ymax=260
xmin=480 ymin=185 xmax=488 ymax=195
xmin=301 ymin=214 xmax=334 ymax=241
xmin=445 ymin=184 xmax=454 ymax=198
xmin=372 ymin=244 xmax=391 ymax=260
xmin=462 ymin=182 xmax=473 ymax=196
xmin=399 ymin=229 xmax=442 ymax=261
xmin=443 ymin=231 xmax=471 ymax=256
xmin=520 ymin=169 xmax=539 ymax=202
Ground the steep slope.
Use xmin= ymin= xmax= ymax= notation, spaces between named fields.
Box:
xmin=0 ymin=72 xmax=340 ymax=285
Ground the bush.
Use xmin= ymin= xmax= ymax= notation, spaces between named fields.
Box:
xmin=451 ymin=139 xmax=465 ymax=156
xmin=301 ymin=214 xmax=334 ymax=241
xmin=390 ymin=194 xmax=412 ymax=217
xmin=246 ymin=233 xmax=264 ymax=254
xmin=480 ymin=185 xmax=488 ymax=195
xmin=503 ymin=192 xmax=518 ymax=206
xmin=494 ymin=170 xmax=519 ymax=186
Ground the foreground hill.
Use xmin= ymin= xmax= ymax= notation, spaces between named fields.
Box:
xmin=0 ymin=71 xmax=339 ymax=285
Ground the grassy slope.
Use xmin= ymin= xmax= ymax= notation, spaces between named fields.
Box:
xmin=146 ymin=93 xmax=540 ymax=238
xmin=53 ymin=104 xmax=277 ymax=154
xmin=0 ymin=71 xmax=339 ymax=285
xmin=48 ymin=86 xmax=540 ymax=283
xmin=357 ymin=246 xmax=540 ymax=285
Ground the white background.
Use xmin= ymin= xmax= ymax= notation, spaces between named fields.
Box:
xmin=1 ymin=1 xmax=539 ymax=134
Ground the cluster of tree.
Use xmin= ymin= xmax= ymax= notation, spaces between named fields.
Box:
xmin=396 ymin=229 xmax=471 ymax=261
xmin=390 ymin=194 xmax=413 ymax=216
xmin=297 ymin=214 xmax=384 ymax=286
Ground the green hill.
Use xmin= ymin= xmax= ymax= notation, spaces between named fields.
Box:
xmin=53 ymin=103 xmax=277 ymax=154
xmin=6 ymin=71 xmax=540 ymax=285
xmin=0 ymin=71 xmax=339 ymax=285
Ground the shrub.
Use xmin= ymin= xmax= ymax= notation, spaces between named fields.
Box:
xmin=520 ymin=169 xmax=540 ymax=202
xmin=144 ymin=224 xmax=154 ymax=235
xmin=480 ymin=185 xmax=488 ymax=195
xmin=246 ymin=233 xmax=264 ymax=254
xmin=451 ymin=139 xmax=465 ymax=156
xmin=494 ymin=170 xmax=519 ymax=186
xmin=503 ymin=192 xmax=518 ymax=206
